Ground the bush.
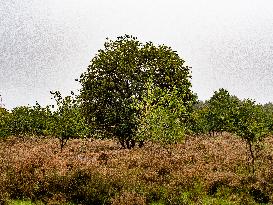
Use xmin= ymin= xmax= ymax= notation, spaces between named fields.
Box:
xmin=4 ymin=104 xmax=53 ymax=137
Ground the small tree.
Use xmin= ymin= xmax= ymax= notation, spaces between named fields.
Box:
xmin=50 ymin=91 xmax=89 ymax=151
xmin=79 ymin=35 xmax=196 ymax=148
xmin=30 ymin=103 xmax=53 ymax=136
xmin=233 ymin=99 xmax=269 ymax=174
xmin=206 ymin=88 xmax=240 ymax=136
xmin=189 ymin=89 xmax=240 ymax=136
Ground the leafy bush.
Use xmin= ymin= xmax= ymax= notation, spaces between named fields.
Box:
xmin=262 ymin=102 xmax=273 ymax=135
xmin=7 ymin=104 xmax=52 ymax=137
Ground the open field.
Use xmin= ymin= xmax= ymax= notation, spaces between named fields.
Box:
xmin=1 ymin=134 xmax=273 ymax=204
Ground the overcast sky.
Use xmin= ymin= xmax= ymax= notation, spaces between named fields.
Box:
xmin=1 ymin=0 xmax=273 ymax=109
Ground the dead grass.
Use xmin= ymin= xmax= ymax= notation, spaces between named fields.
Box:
xmin=0 ymin=133 xmax=273 ymax=204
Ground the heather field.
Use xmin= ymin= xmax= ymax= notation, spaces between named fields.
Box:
xmin=1 ymin=134 xmax=273 ymax=204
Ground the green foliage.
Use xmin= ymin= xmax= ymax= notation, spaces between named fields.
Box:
xmin=261 ymin=102 xmax=273 ymax=134
xmin=190 ymin=89 xmax=240 ymax=136
xmin=9 ymin=106 xmax=33 ymax=136
xmin=79 ymin=35 xmax=196 ymax=148
xmin=210 ymin=89 xmax=240 ymax=133
xmin=190 ymin=101 xmax=211 ymax=135
xmin=232 ymin=99 xmax=269 ymax=173
xmin=206 ymin=89 xmax=240 ymax=135
xmin=233 ymin=100 xmax=268 ymax=142
xmin=50 ymin=91 xmax=90 ymax=150
xmin=134 ymin=80 xmax=187 ymax=144
xmin=9 ymin=200 xmax=37 ymax=205
xmin=0 ymin=91 xmax=89 ymax=152
xmin=8 ymin=104 xmax=52 ymax=137
xmin=0 ymin=107 xmax=11 ymax=137
xmin=30 ymin=103 xmax=53 ymax=136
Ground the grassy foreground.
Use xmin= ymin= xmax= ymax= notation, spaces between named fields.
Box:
xmin=1 ymin=134 xmax=273 ymax=204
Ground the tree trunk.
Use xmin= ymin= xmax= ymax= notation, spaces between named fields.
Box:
xmin=60 ymin=136 xmax=69 ymax=152
xmin=119 ymin=138 xmax=136 ymax=149
xmin=247 ymin=140 xmax=255 ymax=174
xmin=138 ymin=140 xmax=144 ymax=148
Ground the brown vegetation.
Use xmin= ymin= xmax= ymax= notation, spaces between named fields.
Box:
xmin=1 ymin=134 xmax=273 ymax=204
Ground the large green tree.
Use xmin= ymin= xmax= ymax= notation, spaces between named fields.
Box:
xmin=79 ymin=35 xmax=196 ymax=148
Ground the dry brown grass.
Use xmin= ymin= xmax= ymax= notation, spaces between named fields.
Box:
xmin=1 ymin=133 xmax=273 ymax=204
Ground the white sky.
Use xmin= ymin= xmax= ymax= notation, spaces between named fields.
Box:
xmin=1 ymin=0 xmax=273 ymax=109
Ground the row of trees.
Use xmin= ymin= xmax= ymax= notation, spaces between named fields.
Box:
xmin=1 ymin=88 xmax=272 ymax=170
xmin=0 ymin=92 xmax=89 ymax=151
xmin=191 ymin=88 xmax=273 ymax=173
